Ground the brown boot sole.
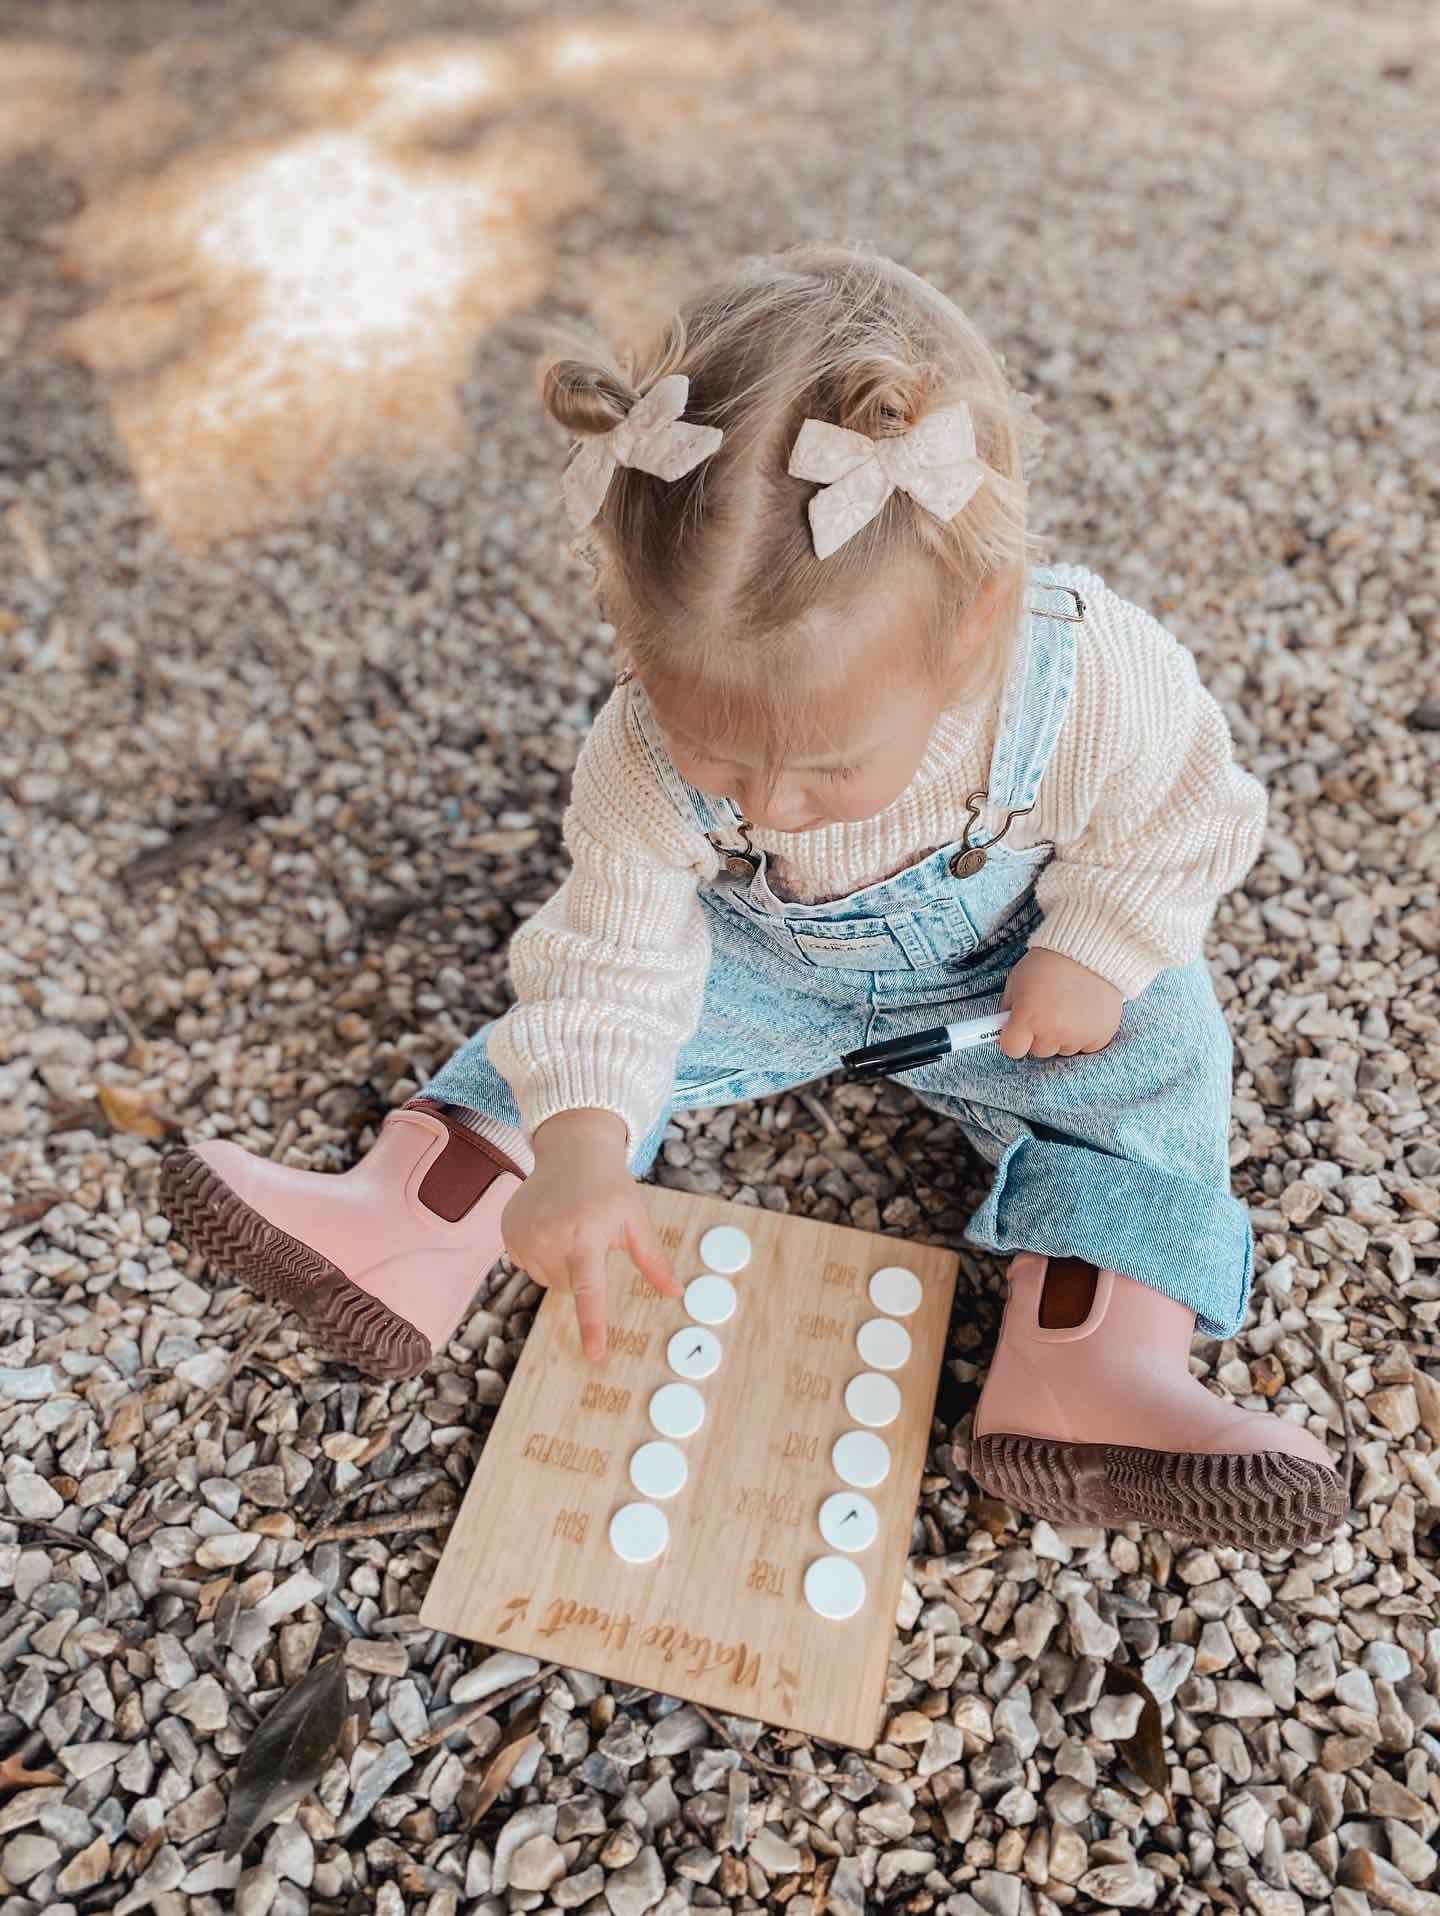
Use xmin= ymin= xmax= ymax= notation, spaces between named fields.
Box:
xmin=158 ymin=1148 xmax=431 ymax=1382
xmin=971 ymin=1432 xmax=1347 ymax=1552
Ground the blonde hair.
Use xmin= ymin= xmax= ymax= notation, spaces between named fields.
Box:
xmin=542 ymin=241 xmax=1045 ymax=768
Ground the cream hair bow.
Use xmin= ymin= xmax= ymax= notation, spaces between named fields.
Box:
xmin=788 ymin=402 xmax=986 ymax=559
xmin=562 ymin=373 xmax=724 ymax=529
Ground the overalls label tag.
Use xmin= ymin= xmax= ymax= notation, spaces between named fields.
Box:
xmin=792 ymin=930 xmax=904 ymax=967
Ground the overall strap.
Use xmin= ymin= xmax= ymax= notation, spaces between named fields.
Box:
xmin=985 ymin=565 xmax=1085 ymax=812
xmin=623 ymin=681 xmax=746 ymax=836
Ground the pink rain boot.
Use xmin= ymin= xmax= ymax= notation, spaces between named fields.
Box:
xmin=157 ymin=1100 xmax=523 ymax=1380
xmin=970 ymin=1255 xmax=1346 ymax=1551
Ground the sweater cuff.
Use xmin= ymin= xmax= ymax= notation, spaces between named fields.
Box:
xmin=517 ymin=1085 xmax=655 ymax=1156
xmin=495 ymin=1027 xmax=673 ymax=1156
xmin=1026 ymin=901 xmax=1166 ymax=1001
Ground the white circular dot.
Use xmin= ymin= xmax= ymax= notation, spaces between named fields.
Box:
xmin=609 ymin=1502 xmax=669 ymax=1564
xmin=803 ymin=1555 xmax=867 ymax=1620
xmin=832 ymin=1429 xmax=892 ymax=1488
xmin=856 ymin=1317 xmax=912 ymax=1371
xmin=869 ymin=1265 xmax=923 ymax=1316
xmin=684 ymin=1273 xmax=737 ymax=1326
xmin=629 ymin=1440 xmax=688 ymax=1501
xmin=845 ymin=1372 xmax=902 ymax=1429
xmin=818 ymin=1491 xmax=879 ymax=1553
xmin=699 ymin=1224 xmax=751 ymax=1273
xmin=667 ymin=1326 xmax=722 ymax=1380
xmin=649 ymin=1383 xmax=705 ymax=1440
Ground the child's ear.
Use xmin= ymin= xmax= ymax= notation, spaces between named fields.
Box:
xmin=974 ymin=570 xmax=1005 ymax=625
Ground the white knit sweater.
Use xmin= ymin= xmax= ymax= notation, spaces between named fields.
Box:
xmin=488 ymin=564 xmax=1266 ymax=1146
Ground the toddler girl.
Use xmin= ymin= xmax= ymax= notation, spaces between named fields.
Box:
xmin=162 ymin=243 xmax=1344 ymax=1552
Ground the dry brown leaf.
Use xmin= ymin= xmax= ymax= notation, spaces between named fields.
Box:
xmin=5 ymin=1191 xmax=62 ymax=1227
xmin=97 ymin=1083 xmax=182 ymax=1138
xmin=220 ymin=1651 xmax=350 ymax=1855
xmin=468 ymin=1704 xmax=542 ymax=1827
xmin=1105 ymin=1663 xmax=1170 ymax=1805
xmin=196 ymin=1576 xmax=235 ymax=1624
xmin=132 ymin=1825 xmax=165 ymax=1876
xmin=0 ymin=1753 xmax=63 ymax=1792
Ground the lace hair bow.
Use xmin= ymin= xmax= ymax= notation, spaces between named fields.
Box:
xmin=788 ymin=402 xmax=987 ymax=559
xmin=562 ymin=373 xmax=724 ymax=530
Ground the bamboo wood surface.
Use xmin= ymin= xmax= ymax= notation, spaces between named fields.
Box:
xmin=421 ymin=1188 xmax=959 ymax=1748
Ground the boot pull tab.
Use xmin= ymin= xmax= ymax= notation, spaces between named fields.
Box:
xmin=1038 ymin=1257 xmax=1101 ymax=1331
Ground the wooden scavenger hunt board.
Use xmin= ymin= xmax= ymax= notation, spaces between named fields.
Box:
xmin=421 ymin=1191 xmax=959 ymax=1748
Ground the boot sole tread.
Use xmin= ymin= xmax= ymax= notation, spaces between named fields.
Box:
xmin=971 ymin=1432 xmax=1346 ymax=1551
xmin=157 ymin=1148 xmax=431 ymax=1381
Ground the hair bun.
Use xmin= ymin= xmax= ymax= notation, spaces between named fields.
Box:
xmin=543 ymin=359 xmax=638 ymax=437
xmin=834 ymin=353 xmax=931 ymax=438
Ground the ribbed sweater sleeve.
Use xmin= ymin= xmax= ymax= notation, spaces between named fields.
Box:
xmin=1028 ymin=573 xmax=1267 ymax=998
xmin=486 ymin=689 xmax=716 ymax=1148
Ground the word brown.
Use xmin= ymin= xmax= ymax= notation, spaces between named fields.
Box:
xmin=606 ymin=1326 xmax=651 ymax=1358
xmin=580 ymin=1382 xmax=632 ymax=1415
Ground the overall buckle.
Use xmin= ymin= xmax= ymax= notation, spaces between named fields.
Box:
xmin=948 ymin=791 xmax=1037 ymax=879
xmin=1029 ymin=582 xmax=1086 ymax=622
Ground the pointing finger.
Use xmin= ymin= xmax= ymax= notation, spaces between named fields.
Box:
xmin=569 ymin=1251 xmax=609 ymax=1362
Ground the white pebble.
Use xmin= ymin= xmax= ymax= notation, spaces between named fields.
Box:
xmin=5 ymin=1474 xmax=63 ymax=1520
xmin=0 ymin=1365 xmax=57 ymax=1402
xmin=451 ymin=1652 xmax=542 ymax=1705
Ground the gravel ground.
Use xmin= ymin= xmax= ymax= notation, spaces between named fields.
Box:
xmin=3 ymin=1 xmax=1439 ymax=1912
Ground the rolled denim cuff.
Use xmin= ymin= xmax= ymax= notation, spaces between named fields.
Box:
xmin=963 ymin=1135 xmax=1252 ymax=1340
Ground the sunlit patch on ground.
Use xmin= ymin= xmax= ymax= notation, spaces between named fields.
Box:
xmin=13 ymin=13 xmax=855 ymax=546
xmin=58 ymin=124 xmax=582 ymax=544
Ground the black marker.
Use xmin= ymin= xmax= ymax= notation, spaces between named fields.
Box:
xmin=839 ymin=1012 xmax=1010 ymax=1082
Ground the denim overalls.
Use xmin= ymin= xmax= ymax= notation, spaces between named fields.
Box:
xmin=422 ymin=566 xmax=1252 ymax=1339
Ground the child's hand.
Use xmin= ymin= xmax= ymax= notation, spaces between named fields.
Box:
xmin=502 ymin=1109 xmax=681 ymax=1361
xmin=999 ymin=949 xmax=1123 ymax=1059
